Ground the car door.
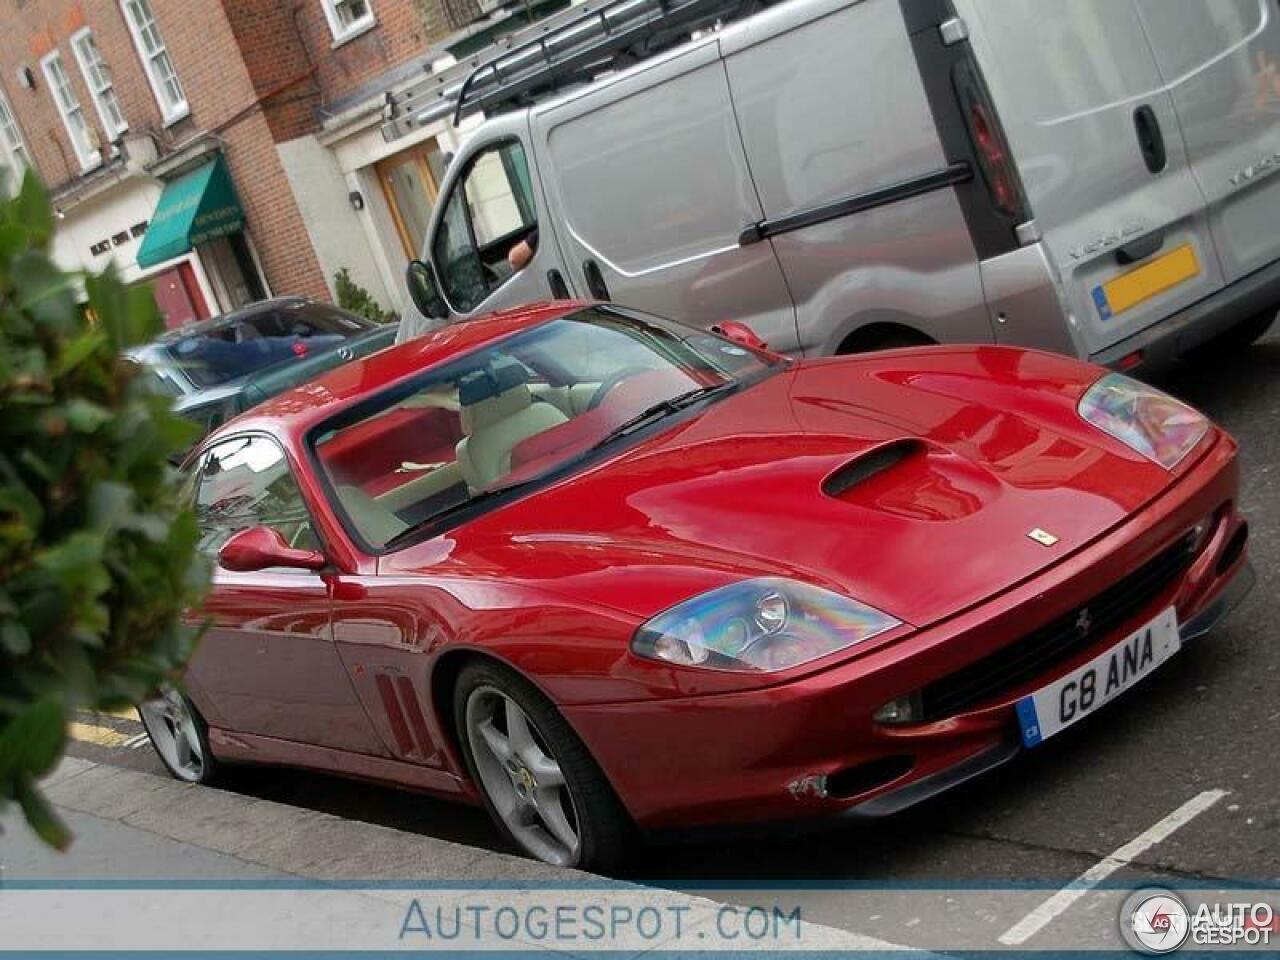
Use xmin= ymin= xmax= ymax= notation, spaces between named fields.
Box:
xmin=186 ymin=434 xmax=388 ymax=756
xmin=430 ymin=127 xmax=575 ymax=320
xmin=1132 ymin=0 xmax=1280 ymax=285
xmin=959 ymin=0 xmax=1227 ymax=358
xmin=529 ymin=38 xmax=801 ymax=353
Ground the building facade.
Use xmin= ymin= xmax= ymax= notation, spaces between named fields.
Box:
xmin=0 ymin=0 xmax=544 ymax=326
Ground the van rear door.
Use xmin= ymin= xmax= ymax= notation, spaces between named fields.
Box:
xmin=529 ymin=39 xmax=800 ymax=353
xmin=1132 ymin=0 xmax=1280 ymax=285
xmin=959 ymin=0 xmax=1227 ymax=359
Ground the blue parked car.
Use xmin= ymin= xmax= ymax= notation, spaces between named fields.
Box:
xmin=128 ymin=296 xmax=398 ymax=441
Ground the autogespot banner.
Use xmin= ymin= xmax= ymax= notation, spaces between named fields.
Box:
xmin=0 ymin=882 xmax=1276 ymax=954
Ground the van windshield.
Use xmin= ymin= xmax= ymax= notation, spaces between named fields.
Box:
xmin=312 ymin=307 xmax=780 ymax=550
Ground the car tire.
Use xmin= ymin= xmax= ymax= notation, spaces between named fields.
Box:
xmin=1186 ymin=308 xmax=1277 ymax=358
xmin=454 ymin=660 xmax=632 ymax=871
xmin=137 ymin=688 xmax=218 ymax=785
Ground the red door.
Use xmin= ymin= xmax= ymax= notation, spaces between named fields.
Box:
xmin=147 ymin=262 xmax=210 ymax=329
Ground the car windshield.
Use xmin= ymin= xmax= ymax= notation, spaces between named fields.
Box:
xmin=311 ymin=307 xmax=781 ymax=550
xmin=162 ymin=303 xmax=373 ymax=389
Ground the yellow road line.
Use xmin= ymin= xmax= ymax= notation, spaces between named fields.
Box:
xmin=101 ymin=705 xmax=139 ymax=721
xmin=68 ymin=721 xmax=132 ymax=748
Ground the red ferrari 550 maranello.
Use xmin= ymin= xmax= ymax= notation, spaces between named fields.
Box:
xmin=143 ymin=302 xmax=1253 ymax=869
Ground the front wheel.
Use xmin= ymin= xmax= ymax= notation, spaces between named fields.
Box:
xmin=454 ymin=660 xmax=631 ymax=871
xmin=138 ymin=688 xmax=217 ymax=784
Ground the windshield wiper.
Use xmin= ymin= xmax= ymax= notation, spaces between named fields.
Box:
xmin=588 ymin=382 xmax=738 ymax=451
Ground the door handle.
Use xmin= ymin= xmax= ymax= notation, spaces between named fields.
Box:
xmin=1133 ymin=105 xmax=1167 ymax=174
xmin=582 ymin=259 xmax=611 ymax=301
xmin=547 ymin=268 xmax=570 ymax=299
xmin=1115 ymin=231 xmax=1165 ymax=265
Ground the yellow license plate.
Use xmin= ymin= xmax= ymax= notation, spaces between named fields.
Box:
xmin=1092 ymin=244 xmax=1200 ymax=320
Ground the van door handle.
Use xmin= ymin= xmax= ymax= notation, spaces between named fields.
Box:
xmin=1133 ymin=105 xmax=1167 ymax=174
xmin=583 ymin=259 xmax=611 ymax=301
xmin=1115 ymin=231 xmax=1165 ymax=265
xmin=547 ymin=268 xmax=570 ymax=299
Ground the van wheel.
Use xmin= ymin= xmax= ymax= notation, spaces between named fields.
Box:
xmin=838 ymin=329 xmax=933 ymax=355
xmin=1186 ymin=308 xmax=1276 ymax=359
xmin=455 ymin=660 xmax=632 ymax=871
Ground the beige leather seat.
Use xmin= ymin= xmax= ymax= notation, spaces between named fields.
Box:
xmin=456 ymin=363 xmax=568 ymax=490
xmin=336 ymin=483 xmax=408 ymax=547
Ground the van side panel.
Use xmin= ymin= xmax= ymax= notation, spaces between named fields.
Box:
xmin=721 ymin=0 xmax=992 ymax=355
xmin=959 ymin=0 xmax=1227 ymax=359
xmin=533 ymin=41 xmax=800 ymax=352
xmin=1133 ymin=0 xmax=1280 ymax=285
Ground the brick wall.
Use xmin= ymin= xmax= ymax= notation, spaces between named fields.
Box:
xmin=0 ymin=0 xmax=330 ymax=301
xmin=287 ymin=0 xmax=453 ymax=112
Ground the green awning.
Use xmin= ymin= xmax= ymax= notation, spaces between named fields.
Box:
xmin=136 ymin=155 xmax=245 ymax=268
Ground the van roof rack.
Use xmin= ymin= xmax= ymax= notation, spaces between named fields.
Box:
xmin=382 ymin=0 xmax=765 ymax=141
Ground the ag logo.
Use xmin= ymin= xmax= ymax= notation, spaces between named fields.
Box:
xmin=1121 ymin=888 xmax=1191 ymax=954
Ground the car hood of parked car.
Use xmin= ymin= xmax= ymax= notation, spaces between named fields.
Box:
xmin=382 ymin=346 xmax=1200 ymax=630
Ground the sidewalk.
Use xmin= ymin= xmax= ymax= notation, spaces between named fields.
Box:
xmin=0 ymin=757 xmax=922 ymax=955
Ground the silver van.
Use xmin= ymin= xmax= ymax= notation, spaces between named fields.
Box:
xmin=393 ymin=0 xmax=1280 ymax=367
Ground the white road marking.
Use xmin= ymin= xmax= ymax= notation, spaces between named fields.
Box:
xmin=124 ymin=733 xmax=151 ymax=750
xmin=997 ymin=788 xmax=1228 ymax=946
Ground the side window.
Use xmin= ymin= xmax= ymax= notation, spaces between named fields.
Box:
xmin=195 ymin=436 xmax=319 ymax=561
xmin=432 ymin=140 xmax=536 ymax=313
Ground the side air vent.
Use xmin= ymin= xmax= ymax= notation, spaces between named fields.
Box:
xmin=821 ymin=439 xmax=925 ymax=498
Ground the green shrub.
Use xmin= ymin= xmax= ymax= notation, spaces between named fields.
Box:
xmin=0 ymin=172 xmax=208 ymax=848
xmin=334 ymin=267 xmax=398 ymax=325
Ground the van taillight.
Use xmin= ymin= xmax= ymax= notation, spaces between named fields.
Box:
xmin=968 ymin=102 xmax=1015 ymax=213
xmin=954 ymin=62 xmax=1027 ymax=222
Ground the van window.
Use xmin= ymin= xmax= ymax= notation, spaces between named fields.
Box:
xmin=433 ymin=140 xmax=537 ymax=312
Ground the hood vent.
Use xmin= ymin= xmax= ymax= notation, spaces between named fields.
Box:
xmin=822 ymin=439 xmax=925 ymax=498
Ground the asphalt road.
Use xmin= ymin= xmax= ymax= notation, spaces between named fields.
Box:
xmin=63 ymin=327 xmax=1279 ymax=946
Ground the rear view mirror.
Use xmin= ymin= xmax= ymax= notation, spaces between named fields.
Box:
xmin=219 ymin=526 xmax=325 ymax=573
xmin=711 ymin=321 xmax=769 ymax=352
xmin=406 ymin=259 xmax=448 ymax=320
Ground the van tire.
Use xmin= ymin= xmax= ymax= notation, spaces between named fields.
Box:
xmin=1186 ymin=308 xmax=1277 ymax=359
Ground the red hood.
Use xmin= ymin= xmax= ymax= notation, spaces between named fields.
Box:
xmin=388 ymin=347 xmax=1191 ymax=628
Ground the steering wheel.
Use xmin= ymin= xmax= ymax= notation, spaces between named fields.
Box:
xmin=587 ymin=366 xmax=651 ymax=411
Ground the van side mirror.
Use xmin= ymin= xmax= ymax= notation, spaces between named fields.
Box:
xmin=711 ymin=321 xmax=769 ymax=352
xmin=406 ymin=259 xmax=448 ymax=320
xmin=219 ymin=526 xmax=326 ymax=573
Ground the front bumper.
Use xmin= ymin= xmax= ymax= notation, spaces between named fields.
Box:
xmin=565 ymin=437 xmax=1250 ymax=831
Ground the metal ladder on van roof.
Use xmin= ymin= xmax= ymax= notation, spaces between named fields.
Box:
xmin=380 ymin=0 xmax=767 ymax=141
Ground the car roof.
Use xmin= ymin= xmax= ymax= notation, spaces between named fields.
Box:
xmin=150 ymin=297 xmax=360 ymax=345
xmin=202 ymin=300 xmax=589 ymax=448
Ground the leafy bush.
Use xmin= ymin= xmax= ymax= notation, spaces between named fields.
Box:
xmin=334 ymin=267 xmax=398 ymax=324
xmin=0 ymin=172 xmax=208 ymax=848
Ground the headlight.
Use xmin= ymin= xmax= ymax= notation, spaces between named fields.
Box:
xmin=1078 ymin=373 xmax=1209 ymax=470
xmin=631 ymin=578 xmax=901 ymax=673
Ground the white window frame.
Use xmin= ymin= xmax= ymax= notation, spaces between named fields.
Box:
xmin=320 ymin=0 xmax=377 ymax=46
xmin=40 ymin=50 xmax=102 ymax=172
xmin=0 ymin=86 xmax=30 ymax=191
xmin=70 ymin=27 xmax=128 ymax=140
xmin=118 ymin=0 xmax=189 ymax=125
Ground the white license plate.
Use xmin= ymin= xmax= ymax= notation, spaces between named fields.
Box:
xmin=1015 ymin=607 xmax=1180 ymax=747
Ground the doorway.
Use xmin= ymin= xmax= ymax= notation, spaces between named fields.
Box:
xmin=376 ymin=140 xmax=448 ymax=258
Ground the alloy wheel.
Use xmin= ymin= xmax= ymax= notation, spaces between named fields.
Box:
xmin=465 ymin=684 xmax=581 ymax=866
xmin=138 ymin=689 xmax=206 ymax=782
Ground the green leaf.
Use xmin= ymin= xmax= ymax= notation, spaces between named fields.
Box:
xmin=1 ymin=619 xmax=31 ymax=656
xmin=13 ymin=173 xmax=53 ymax=247
xmin=15 ymin=772 xmax=71 ymax=851
xmin=0 ymin=698 xmax=66 ymax=781
xmin=65 ymin=398 xmax=112 ymax=433
xmin=52 ymin=330 xmax=108 ymax=378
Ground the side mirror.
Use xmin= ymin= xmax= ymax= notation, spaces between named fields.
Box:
xmin=218 ymin=526 xmax=326 ymax=573
xmin=406 ymin=259 xmax=448 ymax=320
xmin=711 ymin=321 xmax=769 ymax=352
